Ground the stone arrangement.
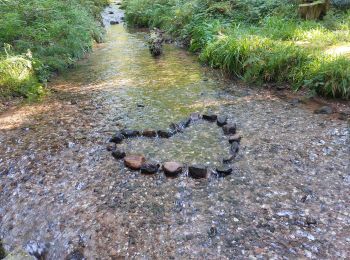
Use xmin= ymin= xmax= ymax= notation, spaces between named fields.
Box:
xmin=108 ymin=112 xmax=242 ymax=179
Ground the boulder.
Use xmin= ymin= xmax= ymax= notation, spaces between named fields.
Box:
xmin=222 ymin=123 xmax=237 ymax=135
xmin=142 ymin=129 xmax=157 ymax=138
xmin=202 ymin=113 xmax=217 ymax=122
xmin=216 ymin=166 xmax=233 ymax=177
xmin=121 ymin=130 xmax=140 ymax=138
xmin=109 ymin=133 xmax=124 ymax=144
xmin=188 ymin=165 xmax=208 ymax=179
xmin=163 ymin=162 xmax=183 ymax=177
xmin=157 ymin=130 xmax=173 ymax=138
xmin=228 ymin=134 xmax=242 ymax=143
xmin=112 ymin=149 xmax=126 ymax=160
xmin=140 ymin=162 xmax=160 ymax=174
xmin=217 ymin=115 xmax=228 ymax=126
xmin=124 ymin=155 xmax=146 ymax=170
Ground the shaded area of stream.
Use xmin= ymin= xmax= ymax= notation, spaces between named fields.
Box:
xmin=0 ymin=3 xmax=349 ymax=259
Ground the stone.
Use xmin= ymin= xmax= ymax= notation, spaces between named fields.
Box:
xmin=202 ymin=113 xmax=217 ymax=122
xmin=179 ymin=118 xmax=191 ymax=128
xmin=230 ymin=141 xmax=240 ymax=156
xmin=110 ymin=20 xmax=119 ymax=25
xmin=188 ymin=165 xmax=208 ymax=179
xmin=112 ymin=149 xmax=126 ymax=160
xmin=217 ymin=115 xmax=228 ymax=126
xmin=109 ymin=133 xmax=124 ymax=143
xmin=142 ymin=129 xmax=157 ymax=138
xmin=169 ymin=123 xmax=182 ymax=133
xmin=228 ymin=134 xmax=242 ymax=143
xmin=140 ymin=162 xmax=160 ymax=174
xmin=190 ymin=112 xmax=201 ymax=121
xmin=163 ymin=162 xmax=183 ymax=177
xmin=216 ymin=166 xmax=233 ymax=177
xmin=109 ymin=11 xmax=114 ymax=14
xmin=124 ymin=155 xmax=146 ymax=170
xmin=106 ymin=143 xmax=115 ymax=151
xmin=222 ymin=123 xmax=237 ymax=135
xmin=157 ymin=130 xmax=173 ymax=138
xmin=314 ymin=105 xmax=333 ymax=114
xmin=121 ymin=130 xmax=140 ymax=138
xmin=223 ymin=155 xmax=234 ymax=164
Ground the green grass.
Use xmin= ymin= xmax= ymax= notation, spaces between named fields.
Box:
xmin=122 ymin=0 xmax=350 ymax=99
xmin=0 ymin=0 xmax=109 ymax=98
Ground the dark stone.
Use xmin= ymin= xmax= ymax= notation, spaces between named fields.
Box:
xmin=163 ymin=162 xmax=183 ymax=177
xmin=229 ymin=134 xmax=242 ymax=143
xmin=65 ymin=249 xmax=85 ymax=260
xmin=188 ymin=165 xmax=207 ymax=179
xmin=121 ymin=130 xmax=140 ymax=138
xmin=109 ymin=11 xmax=114 ymax=14
xmin=141 ymin=162 xmax=160 ymax=174
xmin=217 ymin=115 xmax=228 ymax=126
xmin=179 ymin=118 xmax=191 ymax=128
xmin=169 ymin=123 xmax=182 ymax=133
xmin=203 ymin=113 xmax=217 ymax=122
xmin=25 ymin=241 xmax=47 ymax=259
xmin=106 ymin=143 xmax=115 ymax=151
xmin=222 ymin=123 xmax=237 ymax=135
xmin=306 ymin=216 xmax=317 ymax=226
xmin=110 ymin=20 xmax=119 ymax=25
xmin=223 ymin=155 xmax=234 ymax=164
xmin=208 ymin=226 xmax=217 ymax=238
xmin=109 ymin=133 xmax=124 ymax=143
xmin=137 ymin=103 xmax=145 ymax=107
xmin=216 ymin=166 xmax=233 ymax=177
xmin=289 ymin=98 xmax=300 ymax=106
xmin=157 ymin=130 xmax=173 ymax=138
xmin=112 ymin=149 xmax=126 ymax=160
xmin=142 ymin=129 xmax=157 ymax=138
xmin=230 ymin=141 xmax=240 ymax=156
xmin=314 ymin=106 xmax=333 ymax=114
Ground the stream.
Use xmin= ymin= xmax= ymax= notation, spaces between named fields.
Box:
xmin=0 ymin=3 xmax=349 ymax=259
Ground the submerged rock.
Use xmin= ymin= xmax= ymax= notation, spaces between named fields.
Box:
xmin=188 ymin=165 xmax=208 ymax=179
xmin=202 ymin=113 xmax=217 ymax=122
xmin=230 ymin=141 xmax=240 ymax=156
xmin=109 ymin=133 xmax=124 ymax=144
xmin=124 ymin=155 xmax=146 ymax=170
xmin=157 ymin=130 xmax=173 ymax=138
xmin=217 ymin=115 xmax=228 ymax=126
xmin=121 ymin=130 xmax=140 ymax=138
xmin=140 ymin=162 xmax=160 ymax=174
xmin=112 ymin=149 xmax=126 ymax=160
xmin=163 ymin=162 xmax=183 ymax=177
xmin=190 ymin=112 xmax=201 ymax=121
xmin=223 ymin=155 xmax=235 ymax=164
xmin=216 ymin=166 xmax=233 ymax=177
xmin=110 ymin=20 xmax=119 ymax=25
xmin=179 ymin=118 xmax=191 ymax=128
xmin=222 ymin=123 xmax=237 ymax=135
xmin=314 ymin=106 xmax=333 ymax=114
xmin=142 ymin=129 xmax=157 ymax=138
xmin=229 ymin=134 xmax=242 ymax=143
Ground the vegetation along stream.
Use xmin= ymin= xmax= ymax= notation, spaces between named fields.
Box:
xmin=0 ymin=2 xmax=349 ymax=259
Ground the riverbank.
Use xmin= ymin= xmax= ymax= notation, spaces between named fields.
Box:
xmin=0 ymin=0 xmax=110 ymax=99
xmin=122 ymin=0 xmax=350 ymax=100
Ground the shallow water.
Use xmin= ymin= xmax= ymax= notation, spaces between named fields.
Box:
xmin=0 ymin=3 xmax=349 ymax=259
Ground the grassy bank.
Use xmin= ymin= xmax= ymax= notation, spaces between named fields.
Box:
xmin=0 ymin=0 xmax=110 ymax=99
xmin=122 ymin=0 xmax=350 ymax=99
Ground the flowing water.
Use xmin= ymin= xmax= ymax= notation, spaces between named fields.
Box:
xmin=0 ymin=3 xmax=349 ymax=259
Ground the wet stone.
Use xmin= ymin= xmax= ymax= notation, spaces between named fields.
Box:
xmin=112 ymin=149 xmax=126 ymax=160
xmin=124 ymin=155 xmax=146 ymax=170
xmin=216 ymin=166 xmax=233 ymax=177
xmin=169 ymin=123 xmax=182 ymax=133
xmin=106 ymin=143 xmax=115 ymax=151
xmin=142 ymin=129 xmax=157 ymax=138
xmin=163 ymin=162 xmax=183 ymax=177
xmin=202 ymin=113 xmax=217 ymax=122
xmin=109 ymin=11 xmax=114 ymax=14
xmin=222 ymin=123 xmax=237 ymax=135
xmin=314 ymin=106 xmax=333 ymax=114
xmin=109 ymin=133 xmax=124 ymax=144
xmin=157 ymin=130 xmax=173 ymax=138
xmin=229 ymin=134 xmax=242 ymax=143
xmin=217 ymin=115 xmax=228 ymax=126
xmin=121 ymin=129 xmax=140 ymax=138
xmin=190 ymin=112 xmax=201 ymax=121
xmin=223 ymin=155 xmax=234 ymax=164
xmin=140 ymin=162 xmax=160 ymax=174
xmin=179 ymin=118 xmax=191 ymax=128
xmin=188 ymin=164 xmax=208 ymax=179
xmin=230 ymin=141 xmax=240 ymax=156
xmin=110 ymin=21 xmax=119 ymax=25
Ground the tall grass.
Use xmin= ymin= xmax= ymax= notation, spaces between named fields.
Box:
xmin=123 ymin=0 xmax=350 ymax=99
xmin=0 ymin=0 xmax=109 ymax=98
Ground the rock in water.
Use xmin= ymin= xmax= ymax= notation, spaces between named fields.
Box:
xmin=142 ymin=129 xmax=157 ymax=138
xmin=217 ymin=115 xmax=228 ymax=126
xmin=222 ymin=123 xmax=237 ymax=135
xmin=314 ymin=105 xmax=333 ymax=114
xmin=202 ymin=113 xmax=217 ymax=122
xmin=148 ymin=28 xmax=164 ymax=57
xmin=141 ymin=162 xmax=159 ymax=174
xmin=109 ymin=133 xmax=124 ymax=143
xmin=216 ymin=166 xmax=233 ymax=177
xmin=163 ymin=162 xmax=183 ymax=177
xmin=230 ymin=141 xmax=240 ymax=157
xmin=124 ymin=155 xmax=146 ymax=170
xmin=228 ymin=134 xmax=242 ymax=143
xmin=188 ymin=165 xmax=208 ymax=179
xmin=112 ymin=149 xmax=126 ymax=160
xmin=157 ymin=130 xmax=173 ymax=138
xmin=121 ymin=130 xmax=140 ymax=138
